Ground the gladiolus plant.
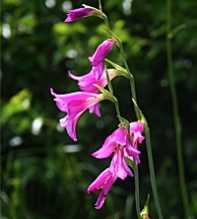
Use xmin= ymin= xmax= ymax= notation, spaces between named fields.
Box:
xmin=51 ymin=1 xmax=164 ymax=218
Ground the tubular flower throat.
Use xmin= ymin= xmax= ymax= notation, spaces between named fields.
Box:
xmin=51 ymin=88 xmax=104 ymax=141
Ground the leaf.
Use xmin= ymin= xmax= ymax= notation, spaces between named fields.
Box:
xmin=1 ymin=89 xmax=31 ymax=125
xmin=105 ymin=58 xmax=129 ymax=78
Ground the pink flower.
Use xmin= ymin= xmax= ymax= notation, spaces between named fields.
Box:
xmin=69 ymin=39 xmax=116 ymax=93
xmin=87 ymin=168 xmax=116 ymax=209
xmin=128 ymin=121 xmax=144 ymax=164
xmin=69 ymin=63 xmax=105 ymax=93
xmin=87 ymin=123 xmax=144 ymax=209
xmin=92 ymin=127 xmax=140 ymax=165
xmin=88 ymin=148 xmax=132 ymax=209
xmin=88 ymin=145 xmax=133 ymax=209
xmin=89 ymin=39 xmax=115 ymax=66
xmin=88 ymin=127 xmax=141 ymax=209
xmin=50 ymin=88 xmax=104 ymax=141
xmin=68 ymin=39 xmax=116 ymax=118
xmin=130 ymin=121 xmax=144 ymax=146
xmin=64 ymin=7 xmax=94 ymax=23
xmin=69 ymin=65 xmax=117 ymax=93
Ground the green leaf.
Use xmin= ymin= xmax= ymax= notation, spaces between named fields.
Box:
xmin=1 ymin=89 xmax=31 ymax=125
xmin=105 ymin=58 xmax=129 ymax=78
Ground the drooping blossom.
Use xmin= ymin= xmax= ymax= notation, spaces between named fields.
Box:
xmin=92 ymin=126 xmax=141 ymax=164
xmin=88 ymin=123 xmax=144 ymax=209
xmin=50 ymin=88 xmax=104 ymax=141
xmin=92 ymin=128 xmax=133 ymax=179
xmin=64 ymin=6 xmax=94 ymax=23
xmin=87 ymin=168 xmax=116 ymax=209
xmin=87 ymin=150 xmax=132 ymax=210
xmin=88 ymin=126 xmax=142 ymax=209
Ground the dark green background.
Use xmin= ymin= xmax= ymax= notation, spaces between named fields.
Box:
xmin=1 ymin=0 xmax=197 ymax=218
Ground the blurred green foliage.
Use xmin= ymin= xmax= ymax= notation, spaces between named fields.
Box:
xmin=1 ymin=0 xmax=197 ymax=218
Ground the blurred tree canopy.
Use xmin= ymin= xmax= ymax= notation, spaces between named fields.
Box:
xmin=1 ymin=0 xmax=197 ymax=218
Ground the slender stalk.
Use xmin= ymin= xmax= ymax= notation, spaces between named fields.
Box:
xmin=98 ymin=0 xmax=102 ymax=11
xmin=97 ymin=1 xmax=121 ymax=122
xmin=119 ymin=44 xmax=140 ymax=119
xmin=134 ymin=164 xmax=141 ymax=219
xmin=105 ymin=68 xmax=122 ymax=122
xmin=132 ymin=96 xmax=164 ymax=219
xmin=166 ymin=0 xmax=190 ymax=217
xmin=144 ymin=120 xmax=163 ymax=219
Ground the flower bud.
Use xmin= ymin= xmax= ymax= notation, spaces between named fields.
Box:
xmin=64 ymin=5 xmax=106 ymax=23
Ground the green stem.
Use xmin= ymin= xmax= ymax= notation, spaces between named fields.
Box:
xmin=166 ymin=0 xmax=190 ymax=217
xmin=96 ymin=15 xmax=122 ymax=124
xmin=129 ymin=75 xmax=140 ymax=118
xmin=119 ymin=44 xmax=140 ymax=119
xmin=98 ymin=0 xmax=102 ymax=11
xmin=99 ymin=1 xmax=122 ymax=123
xmin=105 ymin=68 xmax=122 ymax=122
xmin=133 ymin=97 xmax=163 ymax=219
xmin=134 ymin=164 xmax=141 ymax=219
xmin=144 ymin=120 xmax=163 ymax=219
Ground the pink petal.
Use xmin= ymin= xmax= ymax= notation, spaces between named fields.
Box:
xmin=125 ymin=144 xmax=141 ymax=165
xmin=60 ymin=109 xmax=82 ymax=142
xmin=64 ymin=7 xmax=93 ymax=23
xmin=91 ymin=63 xmax=105 ymax=80
xmin=59 ymin=115 xmax=77 ymax=141
xmin=92 ymin=127 xmax=128 ymax=159
xmin=89 ymin=39 xmax=115 ymax=66
xmin=89 ymin=103 xmax=101 ymax=117
xmin=94 ymin=190 xmax=106 ymax=209
xmin=87 ymin=168 xmax=116 ymax=209
xmin=69 ymin=64 xmax=105 ymax=93
xmin=110 ymin=149 xmax=132 ymax=180
xmin=130 ymin=121 xmax=144 ymax=133
xmin=95 ymin=175 xmax=114 ymax=209
xmin=134 ymin=133 xmax=144 ymax=144
xmin=92 ymin=141 xmax=115 ymax=159
xmin=87 ymin=168 xmax=112 ymax=193
xmin=51 ymin=89 xmax=97 ymax=112
xmin=51 ymin=89 xmax=102 ymax=141
xmin=130 ymin=121 xmax=144 ymax=148
xmin=112 ymin=128 xmax=128 ymax=145
xmin=64 ymin=97 xmax=99 ymax=141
